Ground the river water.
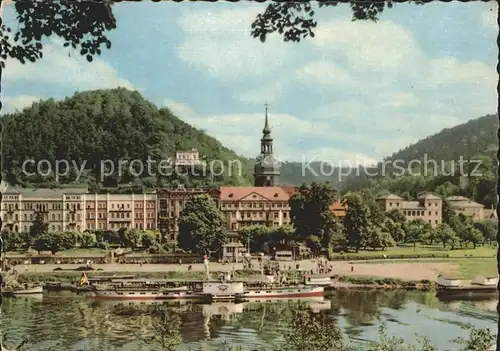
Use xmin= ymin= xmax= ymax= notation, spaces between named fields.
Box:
xmin=1 ymin=290 xmax=497 ymax=350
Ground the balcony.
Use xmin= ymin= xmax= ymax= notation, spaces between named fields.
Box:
xmin=109 ymin=217 xmax=132 ymax=222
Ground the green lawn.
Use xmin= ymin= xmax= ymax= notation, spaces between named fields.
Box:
xmin=5 ymin=248 xmax=109 ymax=257
xmin=331 ymin=244 xmax=496 ymax=259
xmin=451 ymin=258 xmax=497 ymax=278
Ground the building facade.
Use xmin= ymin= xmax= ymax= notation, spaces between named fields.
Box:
xmin=84 ymin=193 xmax=157 ymax=231
xmin=0 ymin=185 xmax=156 ymax=233
xmin=1 ymin=186 xmax=88 ymax=233
xmin=376 ymin=193 xmax=442 ymax=227
xmin=175 ymin=148 xmax=202 ymax=167
xmin=219 ymin=186 xmax=292 ymax=260
xmin=253 ymin=105 xmax=280 ymax=187
xmin=156 ymin=187 xmax=220 ymax=242
xmin=446 ymin=196 xmax=485 ymax=221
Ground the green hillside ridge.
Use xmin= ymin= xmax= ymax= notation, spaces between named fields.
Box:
xmin=341 ymin=114 xmax=498 ymax=206
xmin=1 ymin=88 xmax=254 ymax=192
xmin=1 ymin=89 xmax=496 ymax=193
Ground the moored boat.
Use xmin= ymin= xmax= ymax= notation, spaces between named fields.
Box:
xmin=237 ymin=285 xmax=324 ymax=299
xmin=89 ymin=285 xmax=208 ymax=301
xmin=303 ymin=274 xmax=332 ymax=286
xmin=12 ymin=286 xmax=43 ymax=295
xmin=436 ymin=274 xmax=498 ymax=297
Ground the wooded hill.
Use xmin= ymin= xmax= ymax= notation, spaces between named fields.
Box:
xmin=1 ymin=88 xmax=253 ymax=192
xmin=341 ymin=114 xmax=498 ymax=207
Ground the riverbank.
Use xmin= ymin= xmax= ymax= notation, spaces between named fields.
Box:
xmin=12 ymin=259 xmax=455 ymax=279
xmin=2 ymin=269 xmax=436 ymax=292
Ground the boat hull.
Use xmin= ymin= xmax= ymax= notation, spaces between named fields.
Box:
xmin=240 ymin=286 xmax=324 ymax=299
xmin=12 ymin=287 xmax=43 ymax=295
xmin=436 ymin=285 xmax=497 ymax=298
xmin=89 ymin=290 xmax=208 ymax=301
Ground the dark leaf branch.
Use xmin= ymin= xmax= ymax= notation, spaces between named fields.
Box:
xmin=250 ymin=0 xmax=428 ymax=43
xmin=1 ymin=0 xmax=116 ymax=65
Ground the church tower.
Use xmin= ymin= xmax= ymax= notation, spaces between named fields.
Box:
xmin=253 ymin=104 xmax=280 ymax=187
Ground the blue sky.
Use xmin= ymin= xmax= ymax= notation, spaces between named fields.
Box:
xmin=2 ymin=1 xmax=497 ymax=166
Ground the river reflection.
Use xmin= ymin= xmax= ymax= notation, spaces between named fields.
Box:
xmin=1 ymin=290 xmax=497 ymax=350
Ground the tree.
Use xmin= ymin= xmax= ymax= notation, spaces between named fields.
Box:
xmin=289 ymin=182 xmax=338 ymax=243
xmin=0 ymin=228 xmax=23 ymax=251
xmin=124 ymin=228 xmax=143 ymax=249
xmin=386 ymin=209 xmax=406 ymax=226
xmin=79 ymin=231 xmax=97 ymax=248
xmin=34 ymin=232 xmax=73 ymax=254
xmin=0 ymin=1 xmax=116 ymax=68
xmin=442 ymin=200 xmax=461 ymax=231
xmin=473 ymin=220 xmax=496 ymax=245
xmin=29 ymin=213 xmax=48 ymax=239
xmin=435 ymin=224 xmax=459 ymax=249
xmin=141 ymin=231 xmax=158 ymax=250
xmin=238 ymin=225 xmax=270 ymax=253
xmin=363 ymin=227 xmax=395 ymax=251
xmin=251 ymin=1 xmax=416 ymax=43
xmin=91 ymin=229 xmax=105 ymax=243
xmin=0 ymin=0 xmax=400 ymax=75
xmin=102 ymin=230 xmax=120 ymax=245
xmin=463 ymin=227 xmax=484 ymax=249
xmin=385 ymin=219 xmax=406 ymax=243
xmin=306 ymin=235 xmax=322 ymax=256
xmin=319 ymin=211 xmax=345 ymax=250
xmin=270 ymin=225 xmax=295 ymax=246
xmin=343 ymin=193 xmax=370 ymax=252
xmin=405 ymin=219 xmax=430 ymax=250
xmin=178 ymin=194 xmax=226 ymax=255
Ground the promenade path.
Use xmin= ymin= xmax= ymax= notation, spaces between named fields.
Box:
xmin=17 ymin=259 xmax=454 ymax=281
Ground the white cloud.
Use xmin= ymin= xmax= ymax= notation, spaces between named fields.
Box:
xmin=311 ymin=100 xmax=463 ymax=157
xmin=314 ymin=19 xmax=423 ymax=74
xmin=4 ymin=39 xmax=134 ymax=90
xmin=237 ymin=82 xmax=285 ymax=105
xmin=163 ymin=99 xmax=377 ymax=163
xmin=177 ymin=5 xmax=293 ymax=81
xmin=424 ymin=57 xmax=496 ymax=88
xmin=296 ymin=61 xmax=355 ymax=87
xmin=379 ymin=92 xmax=419 ymax=108
xmin=1 ymin=95 xmax=41 ymax=114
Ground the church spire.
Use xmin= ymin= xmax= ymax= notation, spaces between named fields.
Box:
xmin=263 ymin=102 xmax=271 ymax=135
xmin=253 ymin=103 xmax=280 ymax=187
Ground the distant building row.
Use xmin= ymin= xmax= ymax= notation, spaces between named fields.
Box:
xmin=376 ymin=193 xmax=496 ymax=227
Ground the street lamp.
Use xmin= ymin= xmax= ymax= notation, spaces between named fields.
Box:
xmin=160 ymin=228 xmax=166 ymax=244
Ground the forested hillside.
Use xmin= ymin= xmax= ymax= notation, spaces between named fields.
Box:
xmin=341 ymin=114 xmax=498 ymax=206
xmin=1 ymin=88 xmax=253 ymax=192
xmin=260 ymin=161 xmax=346 ymax=187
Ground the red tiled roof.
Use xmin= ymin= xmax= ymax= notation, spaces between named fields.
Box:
xmin=219 ymin=186 xmax=290 ymax=201
xmin=280 ymin=185 xmax=298 ymax=196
